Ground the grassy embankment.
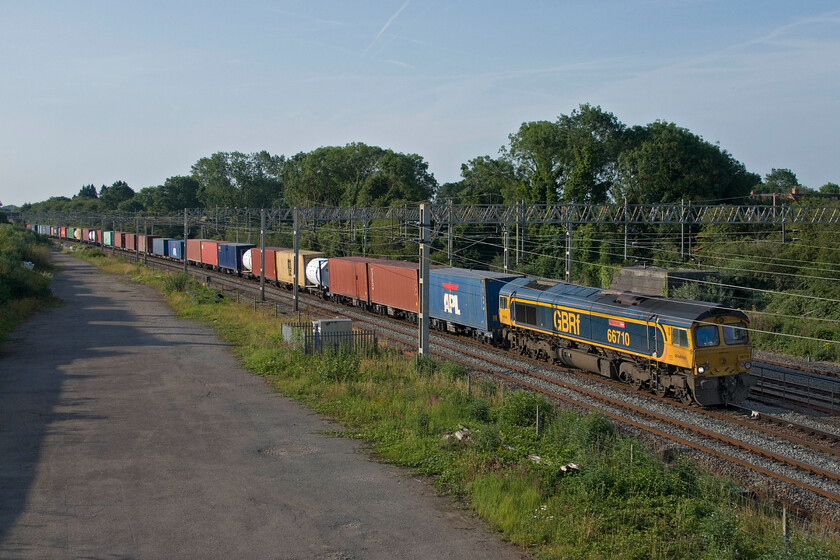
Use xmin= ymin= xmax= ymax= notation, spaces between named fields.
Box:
xmin=0 ymin=224 xmax=56 ymax=344
xmin=71 ymin=245 xmax=839 ymax=560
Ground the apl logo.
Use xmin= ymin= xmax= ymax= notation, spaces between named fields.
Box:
xmin=442 ymin=282 xmax=461 ymax=315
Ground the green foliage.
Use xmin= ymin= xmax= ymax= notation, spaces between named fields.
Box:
xmin=499 ymin=389 xmax=554 ymax=427
xmin=317 ymin=348 xmax=361 ymax=382
xmin=98 ymin=180 xmax=135 ymax=210
xmin=162 ymin=272 xmax=190 ymax=293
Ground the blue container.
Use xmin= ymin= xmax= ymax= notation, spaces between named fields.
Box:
xmin=153 ymin=237 xmax=175 ymax=257
xmin=217 ymin=243 xmax=255 ymax=273
xmin=169 ymin=240 xmax=185 ymax=260
xmin=429 ymin=268 xmax=522 ymax=340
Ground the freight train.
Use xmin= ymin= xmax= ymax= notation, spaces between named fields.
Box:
xmin=31 ymin=224 xmax=753 ymax=406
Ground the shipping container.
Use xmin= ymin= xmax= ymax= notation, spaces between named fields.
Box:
xmin=429 ymin=268 xmax=522 ymax=338
xmin=60 ymin=227 xmax=67 ymax=238
xmin=199 ymin=240 xmax=221 ymax=267
xmin=137 ymin=235 xmax=159 ymax=253
xmin=82 ymin=228 xmax=91 ymax=243
xmin=186 ymin=239 xmax=205 ymax=263
xmin=73 ymin=228 xmax=82 ymax=240
xmin=275 ymin=249 xmax=327 ymax=288
xmin=95 ymin=230 xmax=103 ymax=244
xmin=103 ymin=231 xmax=114 ymax=246
xmin=326 ymin=256 xmax=383 ymax=304
xmin=244 ymin=247 xmax=290 ymax=280
xmin=124 ymin=233 xmax=137 ymax=251
xmin=169 ymin=240 xmax=185 ymax=259
xmin=369 ymin=260 xmax=422 ymax=314
xmin=114 ymin=232 xmax=126 ymax=248
xmin=66 ymin=227 xmax=75 ymax=240
xmin=153 ymin=237 xmax=175 ymax=257
xmin=217 ymin=243 xmax=255 ymax=273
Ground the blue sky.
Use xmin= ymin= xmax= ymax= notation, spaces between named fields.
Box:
xmin=1 ymin=1 xmax=838 ymax=206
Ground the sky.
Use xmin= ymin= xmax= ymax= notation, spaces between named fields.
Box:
xmin=1 ymin=0 xmax=838 ymax=207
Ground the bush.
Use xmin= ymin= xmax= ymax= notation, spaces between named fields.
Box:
xmin=499 ymin=390 xmax=553 ymax=427
xmin=0 ymin=254 xmax=51 ymax=303
xmin=163 ymin=272 xmax=190 ymax=293
xmin=317 ymin=349 xmax=361 ymax=382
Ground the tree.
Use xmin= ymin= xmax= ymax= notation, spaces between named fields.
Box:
xmin=282 ymin=143 xmax=435 ymax=207
xmin=76 ymin=184 xmax=98 ymax=199
xmin=504 ymin=120 xmax=565 ymax=204
xmin=192 ymin=151 xmax=284 ymax=208
xmin=98 ymin=181 xmax=135 ymax=210
xmin=753 ymin=168 xmax=800 ymax=194
xmin=158 ymin=176 xmax=200 ymax=211
xmin=614 ymin=122 xmax=759 ymax=203
xmin=446 ymin=156 xmax=517 ymax=204
xmin=820 ymin=182 xmax=840 ymax=195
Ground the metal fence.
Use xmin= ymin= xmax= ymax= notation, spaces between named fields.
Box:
xmin=281 ymin=323 xmax=378 ymax=355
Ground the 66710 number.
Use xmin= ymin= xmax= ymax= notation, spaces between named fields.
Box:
xmin=607 ymin=329 xmax=630 ymax=346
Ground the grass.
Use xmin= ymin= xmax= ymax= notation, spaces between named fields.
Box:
xmin=71 ymin=249 xmax=840 ymax=559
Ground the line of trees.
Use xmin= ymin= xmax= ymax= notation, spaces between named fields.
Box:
xmin=19 ymin=103 xmax=838 ymax=217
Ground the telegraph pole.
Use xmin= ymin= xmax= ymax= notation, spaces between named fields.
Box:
xmin=418 ymin=203 xmax=430 ymax=359
xmin=260 ymin=208 xmax=266 ymax=301
xmin=293 ymin=207 xmax=299 ymax=312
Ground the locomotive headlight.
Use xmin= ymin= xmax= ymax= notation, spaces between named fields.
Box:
xmin=740 ymin=361 xmax=752 ymax=370
xmin=697 ymin=366 xmax=706 ymax=374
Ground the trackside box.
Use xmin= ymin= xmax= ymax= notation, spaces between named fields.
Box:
xmin=153 ymin=237 xmax=175 ymax=257
xmin=169 ymin=240 xmax=185 ymax=259
xmin=429 ymin=268 xmax=522 ymax=338
xmin=217 ymin=243 xmax=255 ymax=273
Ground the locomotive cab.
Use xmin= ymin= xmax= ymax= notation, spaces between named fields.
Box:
xmin=685 ymin=316 xmax=753 ymax=404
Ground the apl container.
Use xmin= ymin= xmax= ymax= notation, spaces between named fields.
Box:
xmin=217 ymin=243 xmax=255 ymax=273
xmin=429 ymin=268 xmax=522 ymax=339
xmin=169 ymin=240 xmax=185 ymax=259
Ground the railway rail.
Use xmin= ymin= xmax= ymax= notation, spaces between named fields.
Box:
xmin=750 ymin=362 xmax=840 ymax=414
xmin=71 ymin=242 xmax=840 ymax=528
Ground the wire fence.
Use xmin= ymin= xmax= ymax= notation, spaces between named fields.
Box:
xmin=281 ymin=323 xmax=378 ymax=355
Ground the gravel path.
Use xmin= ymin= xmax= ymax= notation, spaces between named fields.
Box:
xmin=0 ymin=253 xmax=526 ymax=560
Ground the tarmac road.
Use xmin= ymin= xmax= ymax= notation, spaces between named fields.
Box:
xmin=0 ymin=252 xmax=526 ymax=560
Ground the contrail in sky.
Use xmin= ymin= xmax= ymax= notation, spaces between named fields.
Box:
xmin=362 ymin=0 xmax=410 ymax=56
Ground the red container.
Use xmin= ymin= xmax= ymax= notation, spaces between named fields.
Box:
xmin=328 ymin=257 xmax=376 ymax=303
xmin=114 ymin=232 xmax=126 ymax=248
xmin=186 ymin=239 xmax=206 ymax=263
xmin=369 ymin=260 xmax=421 ymax=313
xmin=200 ymin=240 xmax=220 ymax=267
xmin=138 ymin=235 xmax=159 ymax=253
xmin=124 ymin=233 xmax=137 ymax=251
xmin=82 ymin=228 xmax=91 ymax=243
xmin=246 ymin=247 xmax=287 ymax=280
xmin=60 ymin=227 xmax=67 ymax=238
xmin=95 ymin=230 xmax=103 ymax=244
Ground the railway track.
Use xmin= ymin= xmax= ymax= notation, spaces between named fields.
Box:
xmin=78 ymin=245 xmax=840 ymax=528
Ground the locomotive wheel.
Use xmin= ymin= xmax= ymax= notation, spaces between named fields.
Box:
xmin=654 ymin=380 xmax=667 ymax=397
xmin=679 ymin=389 xmax=694 ymax=405
xmin=630 ymin=376 xmax=644 ymax=391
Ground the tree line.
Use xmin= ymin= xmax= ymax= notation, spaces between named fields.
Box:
xmin=18 ymin=103 xmax=838 ymax=215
